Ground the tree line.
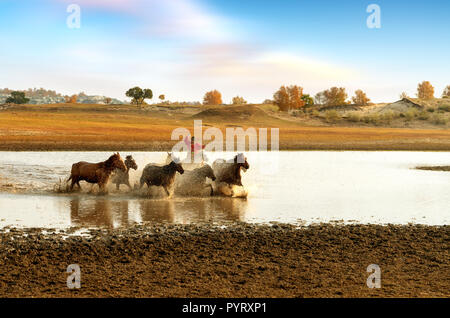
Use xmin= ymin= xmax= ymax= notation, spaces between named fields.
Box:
xmin=2 ymin=82 xmax=448 ymax=107
xmin=124 ymin=81 xmax=449 ymax=111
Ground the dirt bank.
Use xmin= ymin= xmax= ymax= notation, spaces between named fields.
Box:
xmin=0 ymin=223 xmax=448 ymax=297
xmin=416 ymin=166 xmax=450 ymax=172
xmin=1 ymin=103 xmax=450 ymax=151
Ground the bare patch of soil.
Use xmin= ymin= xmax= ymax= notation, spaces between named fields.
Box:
xmin=0 ymin=223 xmax=448 ymax=298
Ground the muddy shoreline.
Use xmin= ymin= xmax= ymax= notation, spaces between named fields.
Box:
xmin=0 ymin=223 xmax=448 ymax=298
xmin=416 ymin=165 xmax=450 ymax=171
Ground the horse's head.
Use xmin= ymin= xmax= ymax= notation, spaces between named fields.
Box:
xmin=107 ymin=152 xmax=127 ymax=172
xmin=169 ymin=160 xmax=184 ymax=175
xmin=234 ymin=153 xmax=249 ymax=170
xmin=202 ymin=164 xmax=216 ymax=181
xmin=125 ymin=155 xmax=138 ymax=170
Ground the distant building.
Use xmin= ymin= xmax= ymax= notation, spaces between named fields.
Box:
xmin=0 ymin=90 xmax=124 ymax=105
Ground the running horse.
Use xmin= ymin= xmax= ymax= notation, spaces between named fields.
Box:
xmin=112 ymin=155 xmax=138 ymax=190
xmin=68 ymin=153 xmax=127 ymax=193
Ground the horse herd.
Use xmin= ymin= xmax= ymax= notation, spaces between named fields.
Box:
xmin=67 ymin=152 xmax=250 ymax=197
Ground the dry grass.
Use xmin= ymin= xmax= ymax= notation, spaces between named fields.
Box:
xmin=1 ymin=103 xmax=450 ymax=151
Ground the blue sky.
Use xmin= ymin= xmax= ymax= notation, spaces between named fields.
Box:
xmin=0 ymin=0 xmax=449 ymax=103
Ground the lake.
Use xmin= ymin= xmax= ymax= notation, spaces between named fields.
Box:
xmin=0 ymin=151 xmax=449 ymax=229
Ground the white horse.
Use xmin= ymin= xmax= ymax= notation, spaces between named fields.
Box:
xmin=174 ymin=164 xmax=216 ymax=196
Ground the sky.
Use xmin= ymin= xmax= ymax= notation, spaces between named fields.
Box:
xmin=0 ymin=0 xmax=449 ymax=103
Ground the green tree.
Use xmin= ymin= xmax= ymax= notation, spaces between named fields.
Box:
xmin=5 ymin=91 xmax=30 ymax=104
xmin=301 ymin=94 xmax=314 ymax=106
xmin=126 ymin=87 xmax=153 ymax=106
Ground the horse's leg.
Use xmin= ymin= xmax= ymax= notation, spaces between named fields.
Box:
xmin=125 ymin=180 xmax=132 ymax=191
xmin=163 ymin=186 xmax=171 ymax=197
xmin=99 ymin=182 xmax=107 ymax=195
xmin=69 ymin=177 xmax=76 ymax=190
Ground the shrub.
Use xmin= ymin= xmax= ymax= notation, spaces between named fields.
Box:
xmin=368 ymin=114 xmax=381 ymax=125
xmin=417 ymin=110 xmax=430 ymax=120
xmin=324 ymin=110 xmax=340 ymax=123
xmin=381 ymin=111 xmax=396 ymax=124
xmin=431 ymin=114 xmax=448 ymax=125
xmin=347 ymin=112 xmax=361 ymax=122
xmin=438 ymin=105 xmax=450 ymax=112
xmin=404 ymin=109 xmax=418 ymax=121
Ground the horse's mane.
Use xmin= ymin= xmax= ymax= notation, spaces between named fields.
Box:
xmin=163 ymin=161 xmax=177 ymax=173
xmin=233 ymin=163 xmax=242 ymax=180
xmin=104 ymin=154 xmax=119 ymax=169
xmin=234 ymin=153 xmax=245 ymax=164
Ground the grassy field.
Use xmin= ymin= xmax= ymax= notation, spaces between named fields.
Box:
xmin=0 ymin=103 xmax=450 ymax=151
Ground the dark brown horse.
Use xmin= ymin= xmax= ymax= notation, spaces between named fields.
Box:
xmin=68 ymin=153 xmax=127 ymax=193
xmin=212 ymin=153 xmax=249 ymax=186
xmin=139 ymin=161 xmax=184 ymax=196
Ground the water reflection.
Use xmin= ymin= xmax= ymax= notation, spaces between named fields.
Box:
xmin=70 ymin=198 xmax=117 ymax=228
xmin=139 ymin=199 xmax=175 ymax=223
xmin=66 ymin=195 xmax=247 ymax=228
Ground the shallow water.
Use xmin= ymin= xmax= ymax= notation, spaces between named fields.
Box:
xmin=0 ymin=151 xmax=449 ymax=229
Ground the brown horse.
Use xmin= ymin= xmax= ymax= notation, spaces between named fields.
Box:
xmin=68 ymin=153 xmax=127 ymax=193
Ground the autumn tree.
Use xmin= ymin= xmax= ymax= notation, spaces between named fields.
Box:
xmin=442 ymin=85 xmax=450 ymax=98
xmin=400 ymin=92 xmax=408 ymax=99
xmin=105 ymin=97 xmax=112 ymax=104
xmin=322 ymin=87 xmax=348 ymax=106
xmin=351 ymin=89 xmax=371 ymax=106
xmin=126 ymin=87 xmax=153 ymax=106
xmin=232 ymin=96 xmax=247 ymax=105
xmin=159 ymin=94 xmax=165 ymax=102
xmin=273 ymin=85 xmax=305 ymax=111
xmin=203 ymin=90 xmax=222 ymax=105
xmin=64 ymin=94 xmax=77 ymax=103
xmin=273 ymin=86 xmax=290 ymax=111
xmin=288 ymin=85 xmax=305 ymax=109
xmin=417 ymin=81 xmax=434 ymax=99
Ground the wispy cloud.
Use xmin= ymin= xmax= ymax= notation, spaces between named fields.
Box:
xmin=56 ymin=0 xmax=231 ymax=40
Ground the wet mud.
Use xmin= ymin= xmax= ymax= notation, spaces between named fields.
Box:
xmin=0 ymin=223 xmax=448 ymax=298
